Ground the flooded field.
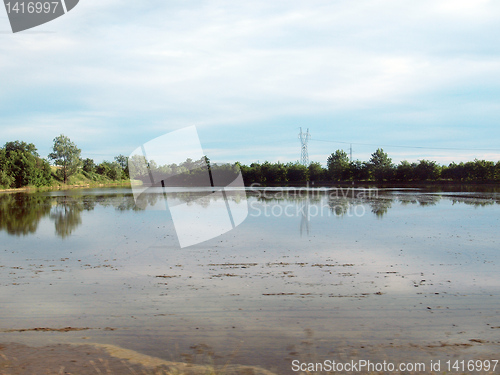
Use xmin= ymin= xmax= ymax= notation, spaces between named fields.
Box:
xmin=0 ymin=186 xmax=499 ymax=374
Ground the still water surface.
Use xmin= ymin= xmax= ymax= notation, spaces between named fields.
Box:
xmin=0 ymin=187 xmax=499 ymax=373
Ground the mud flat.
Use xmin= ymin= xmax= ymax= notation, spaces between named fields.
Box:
xmin=0 ymin=342 xmax=277 ymax=375
xmin=0 ymin=339 xmax=498 ymax=375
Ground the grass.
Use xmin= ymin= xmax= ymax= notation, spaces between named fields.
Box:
xmin=0 ymin=169 xmax=136 ymax=194
xmin=42 ymin=168 xmax=144 ymax=192
xmin=0 ymin=169 xmax=134 ymax=194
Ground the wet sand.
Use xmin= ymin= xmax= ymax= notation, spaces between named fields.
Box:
xmin=0 ymin=343 xmax=273 ymax=375
xmin=0 ymin=342 xmax=278 ymax=375
xmin=1 ymin=338 xmax=498 ymax=374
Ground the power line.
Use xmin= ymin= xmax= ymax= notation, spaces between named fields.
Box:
xmin=298 ymin=128 xmax=311 ymax=166
xmin=309 ymin=138 xmax=500 ymax=152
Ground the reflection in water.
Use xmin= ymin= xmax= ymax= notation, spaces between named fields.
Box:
xmin=49 ymin=199 xmax=84 ymax=238
xmin=0 ymin=188 xmax=498 ymax=238
xmin=368 ymin=198 xmax=392 ymax=218
xmin=0 ymin=193 xmax=99 ymax=238
xmin=299 ymin=199 xmax=309 ymax=236
xmin=451 ymin=198 xmax=496 ymax=207
xmin=0 ymin=194 xmax=51 ymax=236
xmin=328 ymin=197 xmax=350 ymax=216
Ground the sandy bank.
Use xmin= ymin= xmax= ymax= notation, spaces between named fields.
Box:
xmin=0 ymin=341 xmax=277 ymax=375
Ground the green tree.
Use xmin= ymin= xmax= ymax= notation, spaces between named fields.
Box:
xmin=0 ymin=148 xmax=14 ymax=188
xmin=5 ymin=141 xmax=39 ymax=156
xmin=0 ymin=169 xmax=14 ymax=188
xmin=443 ymin=162 xmax=467 ymax=181
xmin=240 ymin=162 xmax=264 ymax=184
xmin=349 ymin=160 xmax=370 ymax=181
xmin=368 ymin=148 xmax=393 ymax=181
xmin=82 ymin=158 xmax=95 ymax=173
xmin=260 ymin=161 xmax=287 ymax=184
xmin=327 ymin=150 xmax=350 ymax=181
xmin=48 ymin=135 xmax=82 ymax=183
xmin=96 ymin=161 xmax=122 ymax=180
xmin=114 ymin=154 xmax=129 ymax=179
xmin=308 ymin=162 xmax=325 ymax=182
xmin=286 ymin=162 xmax=308 ymax=182
xmin=396 ymin=160 xmax=416 ymax=181
xmin=128 ymin=154 xmax=150 ymax=181
xmin=415 ymin=160 xmax=440 ymax=181
xmin=471 ymin=159 xmax=495 ymax=181
xmin=0 ymin=141 xmax=51 ymax=188
xmin=114 ymin=154 xmax=128 ymax=169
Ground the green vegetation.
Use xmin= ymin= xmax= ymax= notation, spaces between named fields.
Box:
xmin=239 ymin=148 xmax=500 ymax=185
xmin=130 ymin=155 xmax=240 ymax=187
xmin=0 ymin=135 xmax=129 ymax=190
xmin=0 ymin=141 xmax=52 ymax=188
xmin=326 ymin=149 xmax=350 ymax=181
xmin=1 ymin=135 xmax=499 ymax=191
xmin=48 ymin=134 xmax=83 ymax=183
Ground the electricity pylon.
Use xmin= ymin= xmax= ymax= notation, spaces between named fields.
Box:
xmin=298 ymin=128 xmax=310 ymax=166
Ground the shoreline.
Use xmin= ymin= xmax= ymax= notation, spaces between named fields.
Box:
xmin=0 ymin=181 xmax=133 ymax=194
xmin=0 ymin=338 xmax=498 ymax=375
xmin=1 ymin=180 xmax=499 ymax=195
xmin=244 ymin=180 xmax=500 ymax=188
xmin=0 ymin=341 xmax=277 ymax=375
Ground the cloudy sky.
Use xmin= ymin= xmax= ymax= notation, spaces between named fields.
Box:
xmin=1 ymin=0 xmax=500 ymax=166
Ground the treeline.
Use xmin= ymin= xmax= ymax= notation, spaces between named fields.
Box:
xmin=129 ymin=154 xmax=240 ymax=187
xmin=239 ymin=161 xmax=323 ymax=184
xmin=0 ymin=136 xmax=129 ymax=189
xmin=1 ymin=136 xmax=500 ymax=190
xmin=238 ymin=149 xmax=500 ymax=184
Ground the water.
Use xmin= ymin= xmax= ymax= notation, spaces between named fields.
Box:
xmin=0 ymin=186 xmax=499 ymax=373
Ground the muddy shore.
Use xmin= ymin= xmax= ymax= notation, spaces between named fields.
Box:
xmin=0 ymin=342 xmax=278 ymax=375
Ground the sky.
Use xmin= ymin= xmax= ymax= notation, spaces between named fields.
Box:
xmin=1 ymin=0 xmax=500 ymax=166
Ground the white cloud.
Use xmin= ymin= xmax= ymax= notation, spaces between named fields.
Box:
xmin=0 ymin=0 xmax=499 ymax=163
xmin=432 ymin=0 xmax=493 ymax=18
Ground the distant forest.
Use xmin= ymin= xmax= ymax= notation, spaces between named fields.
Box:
xmin=1 ymin=136 xmax=500 ymax=190
xmin=239 ymin=149 xmax=500 ymax=184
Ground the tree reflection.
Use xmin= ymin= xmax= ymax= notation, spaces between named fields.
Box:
xmin=0 ymin=189 xmax=498 ymax=238
xmin=0 ymin=194 xmax=51 ymax=235
xmin=328 ymin=198 xmax=350 ymax=216
xmin=368 ymin=199 xmax=393 ymax=218
xmin=49 ymin=198 xmax=84 ymax=238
